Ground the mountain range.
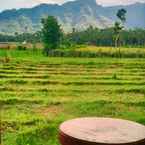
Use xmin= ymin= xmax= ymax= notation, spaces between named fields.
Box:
xmin=0 ymin=0 xmax=144 ymax=34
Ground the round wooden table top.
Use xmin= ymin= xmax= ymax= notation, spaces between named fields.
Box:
xmin=59 ymin=117 xmax=145 ymax=145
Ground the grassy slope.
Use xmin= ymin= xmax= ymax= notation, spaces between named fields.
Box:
xmin=0 ymin=48 xmax=145 ymax=145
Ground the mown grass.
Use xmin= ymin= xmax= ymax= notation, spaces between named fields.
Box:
xmin=0 ymin=47 xmax=145 ymax=145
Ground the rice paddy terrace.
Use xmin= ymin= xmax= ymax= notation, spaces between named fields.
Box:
xmin=0 ymin=54 xmax=145 ymax=145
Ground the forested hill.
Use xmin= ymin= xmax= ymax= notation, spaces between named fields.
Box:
xmin=0 ymin=0 xmax=145 ymax=34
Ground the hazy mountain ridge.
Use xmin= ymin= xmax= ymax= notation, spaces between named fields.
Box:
xmin=0 ymin=0 xmax=144 ymax=34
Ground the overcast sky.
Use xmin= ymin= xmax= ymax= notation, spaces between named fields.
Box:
xmin=0 ymin=0 xmax=145 ymax=11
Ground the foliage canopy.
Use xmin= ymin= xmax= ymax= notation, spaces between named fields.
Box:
xmin=41 ymin=16 xmax=62 ymax=55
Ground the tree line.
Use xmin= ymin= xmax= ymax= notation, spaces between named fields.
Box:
xmin=0 ymin=27 xmax=144 ymax=46
xmin=67 ymin=27 xmax=145 ymax=47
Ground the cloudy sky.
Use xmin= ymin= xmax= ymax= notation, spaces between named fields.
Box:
xmin=0 ymin=0 xmax=145 ymax=11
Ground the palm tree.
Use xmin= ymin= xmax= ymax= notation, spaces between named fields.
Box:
xmin=114 ymin=8 xmax=127 ymax=57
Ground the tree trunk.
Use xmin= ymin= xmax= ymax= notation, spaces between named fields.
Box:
xmin=115 ymin=34 xmax=121 ymax=58
xmin=115 ymin=34 xmax=119 ymax=48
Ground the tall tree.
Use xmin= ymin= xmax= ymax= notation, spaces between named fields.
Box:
xmin=41 ymin=16 xmax=62 ymax=56
xmin=114 ymin=9 xmax=127 ymax=57
xmin=114 ymin=9 xmax=127 ymax=48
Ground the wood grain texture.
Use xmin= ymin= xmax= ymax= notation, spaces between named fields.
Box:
xmin=59 ymin=117 xmax=145 ymax=145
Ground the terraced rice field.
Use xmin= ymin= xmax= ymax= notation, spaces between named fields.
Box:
xmin=0 ymin=56 xmax=145 ymax=145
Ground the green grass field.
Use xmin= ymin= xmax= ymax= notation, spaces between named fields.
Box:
xmin=0 ymin=47 xmax=145 ymax=145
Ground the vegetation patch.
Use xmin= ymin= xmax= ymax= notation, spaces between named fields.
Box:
xmin=0 ymin=51 xmax=145 ymax=145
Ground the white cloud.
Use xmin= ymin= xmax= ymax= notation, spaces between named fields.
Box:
xmin=0 ymin=0 xmax=145 ymax=11
xmin=96 ymin=0 xmax=145 ymax=6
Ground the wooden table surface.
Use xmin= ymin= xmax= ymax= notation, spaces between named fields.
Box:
xmin=59 ymin=117 xmax=145 ymax=145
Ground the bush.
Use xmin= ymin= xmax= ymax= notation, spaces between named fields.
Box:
xmin=17 ymin=46 xmax=27 ymax=51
